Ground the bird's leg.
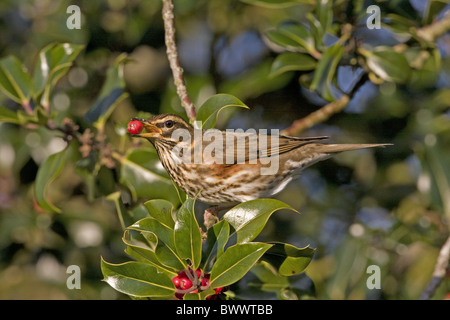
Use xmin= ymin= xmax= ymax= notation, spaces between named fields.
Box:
xmin=203 ymin=205 xmax=233 ymax=231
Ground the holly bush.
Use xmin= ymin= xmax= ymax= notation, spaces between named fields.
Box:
xmin=0 ymin=0 xmax=449 ymax=300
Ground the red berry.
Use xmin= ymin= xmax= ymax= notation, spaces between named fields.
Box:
xmin=175 ymin=292 xmax=185 ymax=300
xmin=127 ymin=120 xmax=143 ymax=134
xmin=214 ymin=287 xmax=223 ymax=294
xmin=172 ymin=276 xmax=181 ymax=288
xmin=201 ymin=273 xmax=210 ymax=287
xmin=196 ymin=268 xmax=202 ymax=278
xmin=179 ymin=277 xmax=193 ymax=290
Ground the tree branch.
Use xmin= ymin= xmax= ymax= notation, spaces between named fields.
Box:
xmin=416 ymin=11 xmax=450 ymax=43
xmin=419 ymin=235 xmax=450 ymax=300
xmin=281 ymin=73 xmax=368 ymax=136
xmin=162 ymin=0 xmax=197 ymax=123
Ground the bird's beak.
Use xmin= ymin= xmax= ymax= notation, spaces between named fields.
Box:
xmin=132 ymin=118 xmax=162 ymax=138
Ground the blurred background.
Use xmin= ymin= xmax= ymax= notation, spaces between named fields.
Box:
xmin=0 ymin=0 xmax=449 ymax=299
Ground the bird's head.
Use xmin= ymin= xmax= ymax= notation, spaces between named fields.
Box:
xmin=130 ymin=113 xmax=193 ymax=143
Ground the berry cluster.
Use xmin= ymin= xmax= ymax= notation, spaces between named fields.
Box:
xmin=172 ymin=268 xmax=227 ymax=300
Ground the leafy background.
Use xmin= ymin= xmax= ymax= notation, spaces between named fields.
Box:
xmin=0 ymin=0 xmax=449 ymax=299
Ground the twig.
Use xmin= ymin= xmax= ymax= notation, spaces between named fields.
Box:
xmin=419 ymin=235 xmax=450 ymax=300
xmin=281 ymin=73 xmax=368 ymax=136
xmin=416 ymin=11 xmax=450 ymax=43
xmin=162 ymin=0 xmax=196 ymax=123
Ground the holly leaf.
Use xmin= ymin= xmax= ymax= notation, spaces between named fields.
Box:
xmin=209 ymin=242 xmax=272 ymax=289
xmin=270 ymin=52 xmax=317 ymax=78
xmin=310 ymin=42 xmax=343 ymax=101
xmin=263 ymin=242 xmax=315 ymax=276
xmin=0 ymin=56 xmax=32 ymax=105
xmin=223 ymin=199 xmax=298 ymax=243
xmin=84 ymin=53 xmax=129 ymax=127
xmin=174 ymin=197 xmax=203 ymax=269
xmin=101 ymin=259 xmax=175 ymax=298
xmin=34 ymin=148 xmax=67 ymax=213
xmin=196 ymin=93 xmax=249 ymax=129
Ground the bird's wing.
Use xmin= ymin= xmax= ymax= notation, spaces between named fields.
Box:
xmin=202 ymin=131 xmax=329 ymax=164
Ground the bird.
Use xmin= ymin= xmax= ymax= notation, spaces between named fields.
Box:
xmin=130 ymin=113 xmax=390 ymax=206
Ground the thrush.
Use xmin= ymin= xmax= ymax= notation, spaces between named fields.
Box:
xmin=131 ymin=113 xmax=389 ymax=206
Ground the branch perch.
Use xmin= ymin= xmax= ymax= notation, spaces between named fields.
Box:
xmin=419 ymin=235 xmax=450 ymax=300
xmin=281 ymin=73 xmax=368 ymax=136
xmin=162 ymin=0 xmax=197 ymax=123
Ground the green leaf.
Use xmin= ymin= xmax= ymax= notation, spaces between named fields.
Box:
xmin=250 ymin=261 xmax=290 ymax=293
xmin=209 ymin=242 xmax=272 ymax=288
xmin=202 ymin=220 xmax=230 ymax=271
xmin=223 ymin=199 xmax=298 ymax=243
xmin=144 ymin=199 xmax=175 ymax=229
xmin=174 ymin=197 xmax=203 ymax=269
xmin=265 ymin=24 xmax=315 ymax=54
xmin=0 ymin=56 xmax=33 ymax=105
xmin=196 ymin=93 xmax=249 ymax=129
xmin=34 ymin=148 xmax=67 ymax=213
xmin=33 ymin=43 xmax=84 ymax=106
xmin=240 ymin=0 xmax=314 ymax=9
xmin=101 ymin=259 xmax=175 ymax=298
xmin=270 ymin=52 xmax=317 ymax=78
xmin=423 ymin=0 xmax=448 ymax=25
xmin=310 ymin=42 xmax=343 ymax=101
xmin=84 ymin=53 xmax=129 ymax=126
xmin=130 ymin=218 xmax=175 ymax=247
xmin=263 ymin=242 xmax=315 ymax=276
xmin=129 ymin=217 xmax=186 ymax=271
xmin=123 ymin=230 xmax=178 ymax=274
xmin=362 ymin=47 xmax=411 ymax=84
xmin=0 ymin=106 xmax=20 ymax=124
xmin=119 ymin=148 xmax=182 ymax=205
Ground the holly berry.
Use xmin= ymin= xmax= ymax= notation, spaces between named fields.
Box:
xmin=201 ymin=273 xmax=210 ymax=287
xmin=172 ymin=276 xmax=181 ymax=288
xmin=179 ymin=277 xmax=193 ymax=290
xmin=127 ymin=120 xmax=143 ymax=134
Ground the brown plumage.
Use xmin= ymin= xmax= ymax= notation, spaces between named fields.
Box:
xmin=131 ymin=114 xmax=390 ymax=205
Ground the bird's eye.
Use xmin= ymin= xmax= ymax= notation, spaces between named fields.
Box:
xmin=165 ymin=120 xmax=174 ymax=128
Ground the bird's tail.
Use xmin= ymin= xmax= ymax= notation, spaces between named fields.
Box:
xmin=313 ymin=143 xmax=392 ymax=154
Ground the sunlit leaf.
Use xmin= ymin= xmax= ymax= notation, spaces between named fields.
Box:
xmin=0 ymin=56 xmax=32 ymax=105
xmin=263 ymin=242 xmax=315 ymax=276
xmin=363 ymin=47 xmax=411 ymax=84
xmin=101 ymin=258 xmax=175 ymax=298
xmin=223 ymin=199 xmax=298 ymax=243
xmin=310 ymin=42 xmax=343 ymax=101
xmin=34 ymin=148 xmax=67 ymax=213
xmin=144 ymin=199 xmax=175 ymax=229
xmin=196 ymin=94 xmax=249 ymax=129
xmin=270 ymin=52 xmax=317 ymax=78
xmin=84 ymin=53 xmax=128 ymax=126
xmin=209 ymin=242 xmax=272 ymax=288
xmin=174 ymin=197 xmax=202 ymax=269
xmin=32 ymin=42 xmax=84 ymax=106
xmin=265 ymin=24 xmax=315 ymax=53
xmin=202 ymin=219 xmax=230 ymax=271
